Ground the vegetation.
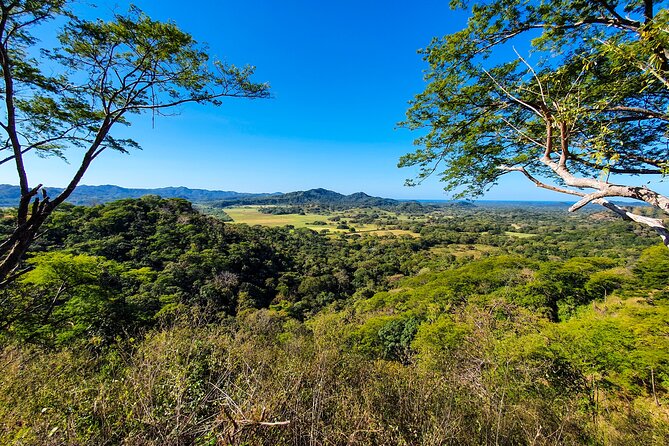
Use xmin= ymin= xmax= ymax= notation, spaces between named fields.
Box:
xmin=0 ymin=196 xmax=667 ymax=444
xmin=401 ymin=0 xmax=669 ymax=244
xmin=0 ymin=184 xmax=270 ymax=207
xmin=1 ymin=1 xmax=669 ymax=445
xmin=215 ymin=188 xmax=421 ymax=211
xmin=224 ymin=205 xmax=420 ymax=236
xmin=0 ymin=1 xmax=268 ymax=282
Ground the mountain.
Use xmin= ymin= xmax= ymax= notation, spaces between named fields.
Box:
xmin=0 ymin=185 xmax=409 ymax=210
xmin=0 ymin=184 xmax=272 ymax=206
xmin=214 ymin=188 xmax=409 ymax=209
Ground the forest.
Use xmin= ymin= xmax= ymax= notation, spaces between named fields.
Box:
xmin=1 ymin=196 xmax=668 ymax=445
xmin=2 ymin=0 xmax=669 ymax=444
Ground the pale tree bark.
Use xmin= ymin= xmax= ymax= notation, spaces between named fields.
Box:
xmin=499 ymin=165 xmax=669 ymax=246
xmin=488 ymin=35 xmax=669 ymax=247
xmin=498 ymin=114 xmax=669 ymax=247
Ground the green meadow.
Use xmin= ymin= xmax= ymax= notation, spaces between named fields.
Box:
xmin=224 ymin=206 xmax=419 ymax=237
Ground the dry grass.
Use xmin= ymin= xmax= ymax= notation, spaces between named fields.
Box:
xmin=430 ymin=244 xmax=501 ymax=259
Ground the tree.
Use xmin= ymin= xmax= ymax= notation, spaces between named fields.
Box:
xmin=401 ymin=0 xmax=669 ymax=244
xmin=6 ymin=252 xmax=130 ymax=346
xmin=0 ymin=1 xmax=269 ymax=283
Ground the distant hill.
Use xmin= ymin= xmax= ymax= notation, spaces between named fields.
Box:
xmin=0 ymin=184 xmax=272 ymax=206
xmin=214 ymin=188 xmax=420 ymax=210
xmin=0 ymin=185 xmax=413 ymax=210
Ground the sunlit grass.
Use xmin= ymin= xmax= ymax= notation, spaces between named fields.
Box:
xmin=224 ymin=206 xmax=420 ymax=237
xmin=505 ymin=231 xmax=538 ymax=238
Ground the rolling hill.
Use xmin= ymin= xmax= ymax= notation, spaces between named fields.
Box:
xmin=0 ymin=184 xmax=273 ymax=206
xmin=215 ymin=188 xmax=404 ymax=208
xmin=0 ymin=185 xmax=421 ymax=210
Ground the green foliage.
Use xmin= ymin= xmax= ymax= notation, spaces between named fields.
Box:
xmin=635 ymin=244 xmax=669 ymax=286
xmin=411 ymin=313 xmax=469 ymax=361
xmin=5 ymin=252 xmax=132 ymax=347
xmin=4 ymin=294 xmax=667 ymax=445
xmin=9 ymin=3 xmax=269 ymax=163
xmin=0 ymin=0 xmax=269 ymax=282
xmin=1 ymin=198 xmax=668 ymax=443
xmin=400 ymin=0 xmax=669 ymax=239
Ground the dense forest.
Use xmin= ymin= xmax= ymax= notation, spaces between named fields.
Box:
xmin=1 ymin=196 xmax=668 ymax=445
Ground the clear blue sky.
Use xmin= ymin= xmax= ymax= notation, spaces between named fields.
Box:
xmin=5 ymin=0 xmax=669 ymax=200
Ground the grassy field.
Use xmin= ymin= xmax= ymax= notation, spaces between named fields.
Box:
xmin=224 ymin=206 xmax=419 ymax=237
xmin=504 ymin=231 xmax=538 ymax=238
xmin=224 ymin=207 xmax=330 ymax=228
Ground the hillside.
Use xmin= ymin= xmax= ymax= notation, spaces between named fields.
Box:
xmin=215 ymin=187 xmax=421 ymax=210
xmin=0 ymin=185 xmax=415 ymax=210
xmin=0 ymin=184 xmax=273 ymax=206
xmin=1 ymin=196 xmax=667 ymax=445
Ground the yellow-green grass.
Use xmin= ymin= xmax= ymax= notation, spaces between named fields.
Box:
xmin=504 ymin=231 xmax=538 ymax=238
xmin=224 ymin=206 xmax=421 ymax=237
xmin=225 ymin=206 xmax=356 ymax=233
xmin=224 ymin=206 xmax=331 ymax=228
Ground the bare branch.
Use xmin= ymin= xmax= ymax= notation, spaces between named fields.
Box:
xmin=569 ymin=190 xmax=611 ymax=211
xmin=607 ymin=106 xmax=669 ymax=121
xmin=498 ymin=165 xmax=586 ymax=197
xmin=513 ymin=47 xmax=547 ymax=106
xmin=595 ymin=199 xmax=669 ymax=246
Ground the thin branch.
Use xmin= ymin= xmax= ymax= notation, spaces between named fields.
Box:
xmin=514 ymin=47 xmax=547 ymax=106
xmin=594 ymin=0 xmax=631 ymax=26
xmin=606 ymin=106 xmax=669 ymax=121
xmin=0 ymin=144 xmax=30 ymax=165
xmin=569 ymin=155 xmax=662 ymax=174
xmin=558 ymin=121 xmax=569 ymax=168
xmin=499 ymin=116 xmax=545 ymax=149
xmin=481 ymin=67 xmax=543 ymax=117
xmin=498 ymin=165 xmax=586 ymax=197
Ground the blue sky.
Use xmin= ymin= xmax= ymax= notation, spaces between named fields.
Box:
xmin=6 ymin=0 xmax=669 ymax=200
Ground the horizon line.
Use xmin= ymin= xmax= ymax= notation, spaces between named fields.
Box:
xmin=0 ymin=183 xmax=642 ymax=204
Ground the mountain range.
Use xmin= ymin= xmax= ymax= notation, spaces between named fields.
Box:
xmin=0 ymin=184 xmax=410 ymax=209
xmin=0 ymin=184 xmax=276 ymax=206
xmin=214 ymin=188 xmax=403 ymax=208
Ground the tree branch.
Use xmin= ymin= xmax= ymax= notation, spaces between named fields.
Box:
xmin=595 ymin=198 xmax=669 ymax=246
xmin=498 ymin=165 xmax=586 ymax=197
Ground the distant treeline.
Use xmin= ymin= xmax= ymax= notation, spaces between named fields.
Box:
xmin=216 ymin=188 xmax=428 ymax=211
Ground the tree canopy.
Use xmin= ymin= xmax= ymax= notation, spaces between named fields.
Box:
xmin=401 ymin=0 xmax=669 ymax=244
xmin=0 ymin=0 xmax=269 ymax=282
